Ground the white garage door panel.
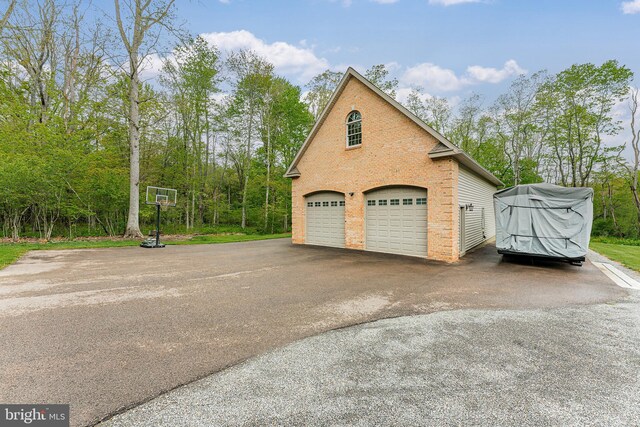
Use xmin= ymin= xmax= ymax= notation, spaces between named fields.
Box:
xmin=365 ymin=187 xmax=428 ymax=257
xmin=306 ymin=193 xmax=345 ymax=248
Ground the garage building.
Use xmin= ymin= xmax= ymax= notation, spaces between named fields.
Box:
xmin=285 ymin=68 xmax=502 ymax=262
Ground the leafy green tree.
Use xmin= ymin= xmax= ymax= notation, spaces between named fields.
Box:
xmin=364 ymin=64 xmax=398 ymax=98
xmin=161 ymin=36 xmax=221 ymax=228
xmin=404 ymin=87 xmax=452 ymax=135
xmin=537 ymin=60 xmax=633 ymax=187
xmin=619 ymin=88 xmax=640 ymax=224
xmin=491 ymin=72 xmax=547 ymax=185
xmin=226 ymin=50 xmax=274 ymax=229
xmin=449 ymin=93 xmax=485 ymax=153
xmin=256 ymin=77 xmax=313 ymax=231
xmin=305 ymin=69 xmax=342 ymax=120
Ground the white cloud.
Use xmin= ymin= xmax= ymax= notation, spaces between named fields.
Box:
xmin=429 ymin=0 xmax=483 ymax=5
xmin=334 ymin=62 xmax=363 ymax=74
xmin=140 ymin=53 xmax=165 ymax=79
xmin=466 ymin=59 xmax=527 ymax=83
xmin=401 ymin=60 xmax=526 ymax=92
xmin=371 ymin=0 xmax=400 ymax=3
xmin=395 ymin=87 xmax=433 ymax=104
xmin=211 ymin=92 xmax=229 ymax=103
xmin=201 ymin=30 xmax=330 ymax=82
xmin=384 ymin=61 xmax=402 ymax=72
xmin=327 ymin=0 xmax=352 ymax=6
xmin=324 ymin=46 xmax=342 ymax=54
xmin=402 ymin=63 xmax=470 ymax=91
xmin=621 ymin=0 xmax=640 ymax=13
xmin=121 ymin=53 xmax=168 ymax=83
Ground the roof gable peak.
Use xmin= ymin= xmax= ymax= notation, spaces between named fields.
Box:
xmin=284 ymin=67 xmax=502 ymax=186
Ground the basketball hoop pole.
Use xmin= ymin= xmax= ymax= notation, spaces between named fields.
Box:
xmin=155 ymin=202 xmax=161 ymax=247
xmin=140 ymin=203 xmax=166 ymax=248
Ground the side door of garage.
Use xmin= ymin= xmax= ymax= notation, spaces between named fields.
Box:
xmin=305 ymin=192 xmax=345 ymax=248
xmin=365 ymin=187 xmax=428 ymax=257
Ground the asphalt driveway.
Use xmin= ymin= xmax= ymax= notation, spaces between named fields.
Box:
xmin=0 ymin=239 xmax=627 ymax=426
xmin=102 ymin=292 xmax=640 ymax=427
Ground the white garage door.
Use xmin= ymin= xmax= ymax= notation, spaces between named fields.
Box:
xmin=305 ymin=192 xmax=345 ymax=248
xmin=365 ymin=187 xmax=428 ymax=257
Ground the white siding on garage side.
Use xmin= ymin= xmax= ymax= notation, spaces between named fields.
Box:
xmin=458 ymin=166 xmax=497 ymax=253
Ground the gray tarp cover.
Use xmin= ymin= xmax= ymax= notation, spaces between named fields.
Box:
xmin=494 ymin=183 xmax=594 ymax=259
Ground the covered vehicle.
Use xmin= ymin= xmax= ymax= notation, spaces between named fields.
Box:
xmin=493 ymin=183 xmax=593 ymax=264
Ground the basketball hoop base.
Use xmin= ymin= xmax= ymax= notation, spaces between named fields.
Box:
xmin=140 ymin=237 xmax=165 ymax=248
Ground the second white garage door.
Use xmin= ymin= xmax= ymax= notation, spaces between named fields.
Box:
xmin=365 ymin=187 xmax=428 ymax=257
xmin=305 ymin=192 xmax=345 ymax=248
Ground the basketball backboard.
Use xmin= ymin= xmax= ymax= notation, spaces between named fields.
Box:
xmin=145 ymin=186 xmax=177 ymax=206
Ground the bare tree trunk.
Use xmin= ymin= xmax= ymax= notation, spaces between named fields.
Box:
xmin=241 ymin=175 xmax=249 ymax=229
xmin=62 ymin=4 xmax=81 ymax=131
xmin=124 ymin=61 xmax=143 ymax=237
xmin=629 ymin=89 xmax=640 ymax=224
xmin=632 ymin=183 xmax=640 ymax=224
xmin=4 ymin=0 xmax=57 ymax=124
xmin=264 ymin=120 xmax=271 ymax=230
xmin=191 ymin=188 xmax=195 ymax=229
xmin=200 ymin=108 xmax=210 ymax=225
xmin=213 ymin=188 xmax=218 ymax=225
xmin=185 ymin=191 xmax=190 ymax=229
xmin=241 ymin=115 xmax=253 ymax=229
xmin=608 ymin=183 xmax=618 ymax=230
xmin=114 ymin=0 xmax=175 ymax=238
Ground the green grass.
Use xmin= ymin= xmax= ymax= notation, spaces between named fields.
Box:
xmin=590 ymin=240 xmax=640 ymax=272
xmin=0 ymin=245 xmax=36 ymax=270
xmin=169 ymin=233 xmax=291 ymax=245
xmin=591 ymin=236 xmax=640 ymax=247
xmin=0 ymin=233 xmax=290 ymax=270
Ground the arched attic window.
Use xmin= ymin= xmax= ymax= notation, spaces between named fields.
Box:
xmin=346 ymin=111 xmax=362 ymax=147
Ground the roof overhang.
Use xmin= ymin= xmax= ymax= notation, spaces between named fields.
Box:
xmin=284 ymin=166 xmax=300 ymax=178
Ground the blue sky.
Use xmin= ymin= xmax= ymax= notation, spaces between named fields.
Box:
xmin=168 ymin=0 xmax=639 ymax=103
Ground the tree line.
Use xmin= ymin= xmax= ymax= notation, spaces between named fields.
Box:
xmin=0 ymin=0 xmax=315 ymax=239
xmin=0 ymin=0 xmax=638 ymax=240
xmin=399 ymin=62 xmax=639 ymax=238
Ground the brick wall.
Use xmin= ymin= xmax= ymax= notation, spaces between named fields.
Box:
xmin=291 ymin=77 xmax=460 ymax=262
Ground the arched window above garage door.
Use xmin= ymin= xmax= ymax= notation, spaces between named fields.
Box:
xmin=346 ymin=111 xmax=362 ymax=147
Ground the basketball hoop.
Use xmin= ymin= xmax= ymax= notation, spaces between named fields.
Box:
xmin=141 ymin=186 xmax=177 ymax=249
xmin=158 ymin=199 xmax=171 ymax=211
